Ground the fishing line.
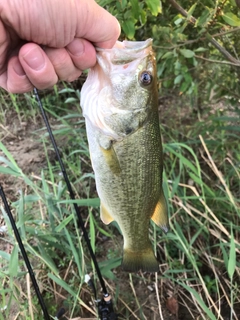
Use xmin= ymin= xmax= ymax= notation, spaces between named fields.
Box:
xmin=34 ymin=87 xmax=107 ymax=294
xmin=34 ymin=88 xmax=118 ymax=319
xmin=0 ymin=184 xmax=51 ymax=320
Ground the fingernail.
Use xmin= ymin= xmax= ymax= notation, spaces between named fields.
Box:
xmin=117 ymin=20 xmax=121 ymax=36
xmin=13 ymin=62 xmax=26 ymax=76
xmin=22 ymin=47 xmax=45 ymax=70
xmin=67 ymin=39 xmax=85 ymax=57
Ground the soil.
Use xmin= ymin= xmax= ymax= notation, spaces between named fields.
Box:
xmin=0 ymin=109 xmax=194 ymax=320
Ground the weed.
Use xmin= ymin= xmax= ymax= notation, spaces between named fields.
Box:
xmin=0 ymin=84 xmax=239 ymax=319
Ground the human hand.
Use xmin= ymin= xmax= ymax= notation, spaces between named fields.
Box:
xmin=0 ymin=0 xmax=120 ymax=93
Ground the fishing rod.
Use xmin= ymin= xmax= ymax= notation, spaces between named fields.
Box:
xmin=34 ymin=88 xmax=118 ymax=320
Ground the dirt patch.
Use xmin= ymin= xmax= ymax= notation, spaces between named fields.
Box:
xmin=0 ymin=114 xmax=49 ymax=194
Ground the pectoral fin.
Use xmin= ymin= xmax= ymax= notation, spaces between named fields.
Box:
xmin=100 ymin=203 xmax=114 ymax=225
xmin=100 ymin=146 xmax=121 ymax=175
xmin=151 ymin=192 xmax=169 ymax=233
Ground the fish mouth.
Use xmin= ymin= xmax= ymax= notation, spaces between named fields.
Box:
xmin=96 ymin=38 xmax=152 ymax=53
xmin=96 ymin=39 xmax=153 ymax=65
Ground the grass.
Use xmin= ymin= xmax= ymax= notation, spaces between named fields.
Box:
xmin=0 ymin=82 xmax=239 ymax=319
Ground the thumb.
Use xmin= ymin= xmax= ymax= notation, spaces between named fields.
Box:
xmin=75 ymin=0 xmax=120 ymax=48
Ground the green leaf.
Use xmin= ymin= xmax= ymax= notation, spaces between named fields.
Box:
xmin=37 ymin=242 xmax=58 ymax=273
xmin=12 ymin=194 xmax=40 ymax=205
xmin=161 ymin=51 xmax=174 ymax=59
xmin=99 ymin=257 xmax=122 ymax=280
xmin=179 ymin=281 xmax=217 ymax=320
xmin=146 ymin=0 xmax=162 ymax=16
xmin=222 ymin=12 xmax=240 ymax=27
xmin=9 ymin=244 xmax=18 ymax=277
xmin=140 ymin=8 xmax=147 ymax=25
xmin=90 ymin=211 xmax=95 ymax=254
xmin=130 ymin=0 xmax=140 ymax=19
xmin=64 ymin=97 xmax=78 ymax=104
xmin=26 ymin=242 xmax=59 ymax=274
xmin=196 ymin=8 xmax=211 ymax=27
xmin=58 ymin=88 xmax=75 ymax=94
xmin=180 ymin=81 xmax=190 ymax=93
xmin=119 ymin=0 xmax=127 ymax=10
xmin=0 ymin=166 xmax=21 ymax=176
xmin=48 ymin=273 xmax=77 ymax=297
xmin=180 ymin=49 xmax=195 ymax=58
xmin=174 ymin=18 xmax=183 ymax=26
xmin=55 ymin=214 xmax=74 ymax=232
xmin=0 ymin=250 xmax=11 ymax=261
xmin=0 ymin=142 xmax=19 ymax=169
xmin=188 ymin=172 xmax=203 ymax=186
xmin=58 ymin=198 xmax=100 ymax=207
xmin=189 ymin=226 xmax=205 ymax=246
xmin=187 ymin=3 xmax=197 ymax=19
xmin=195 ymin=47 xmax=208 ymax=52
xmin=122 ymin=20 xmax=135 ymax=39
xmin=174 ymin=75 xmax=183 ymax=85
xmin=228 ymin=225 xmax=236 ymax=279
xmin=18 ymin=191 xmax=26 ymax=239
xmin=64 ymin=227 xmax=83 ymax=277
xmin=165 ymin=143 xmax=199 ymax=175
xmin=230 ymin=0 xmax=237 ymax=6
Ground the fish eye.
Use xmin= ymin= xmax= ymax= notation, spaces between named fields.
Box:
xmin=139 ymin=71 xmax=152 ymax=86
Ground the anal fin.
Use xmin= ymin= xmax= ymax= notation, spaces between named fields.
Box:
xmin=151 ymin=191 xmax=169 ymax=233
xmin=100 ymin=203 xmax=114 ymax=225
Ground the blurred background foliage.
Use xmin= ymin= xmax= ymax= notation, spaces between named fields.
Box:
xmin=98 ymin=0 xmax=240 ymax=106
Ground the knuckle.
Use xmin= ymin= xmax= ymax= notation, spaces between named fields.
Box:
xmin=59 ymin=70 xmax=82 ymax=82
xmin=30 ymin=74 xmax=58 ymax=90
xmin=7 ymin=81 xmax=33 ymax=94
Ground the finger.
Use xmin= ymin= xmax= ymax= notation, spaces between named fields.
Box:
xmin=44 ymin=46 xmax=82 ymax=82
xmin=0 ymin=21 xmax=9 ymax=74
xmin=0 ymin=71 xmax=8 ymax=92
xmin=18 ymin=43 xmax=58 ymax=90
xmin=5 ymin=38 xmax=97 ymax=93
xmin=44 ymin=38 xmax=96 ymax=82
xmin=76 ymin=0 xmax=121 ymax=49
xmin=6 ymin=55 xmax=33 ymax=93
xmin=66 ymin=38 xmax=96 ymax=70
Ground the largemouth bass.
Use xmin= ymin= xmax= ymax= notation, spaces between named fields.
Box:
xmin=81 ymin=39 xmax=168 ymax=272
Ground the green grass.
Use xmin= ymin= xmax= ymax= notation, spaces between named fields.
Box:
xmin=0 ymin=83 xmax=239 ymax=319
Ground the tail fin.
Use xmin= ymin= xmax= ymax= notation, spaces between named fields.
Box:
xmin=122 ymin=247 xmax=159 ymax=273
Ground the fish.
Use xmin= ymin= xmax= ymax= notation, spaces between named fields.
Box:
xmin=80 ymin=39 xmax=168 ymax=272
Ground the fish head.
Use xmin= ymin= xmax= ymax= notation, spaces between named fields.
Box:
xmin=96 ymin=38 xmax=157 ymax=109
xmin=81 ymin=39 xmax=157 ymax=139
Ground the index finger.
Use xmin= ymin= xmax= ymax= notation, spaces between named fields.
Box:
xmin=76 ymin=0 xmax=121 ymax=49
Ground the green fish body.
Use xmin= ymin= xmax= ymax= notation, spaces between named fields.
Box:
xmin=81 ymin=39 xmax=168 ymax=272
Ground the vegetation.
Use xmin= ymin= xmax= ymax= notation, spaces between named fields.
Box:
xmin=0 ymin=0 xmax=240 ymax=319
